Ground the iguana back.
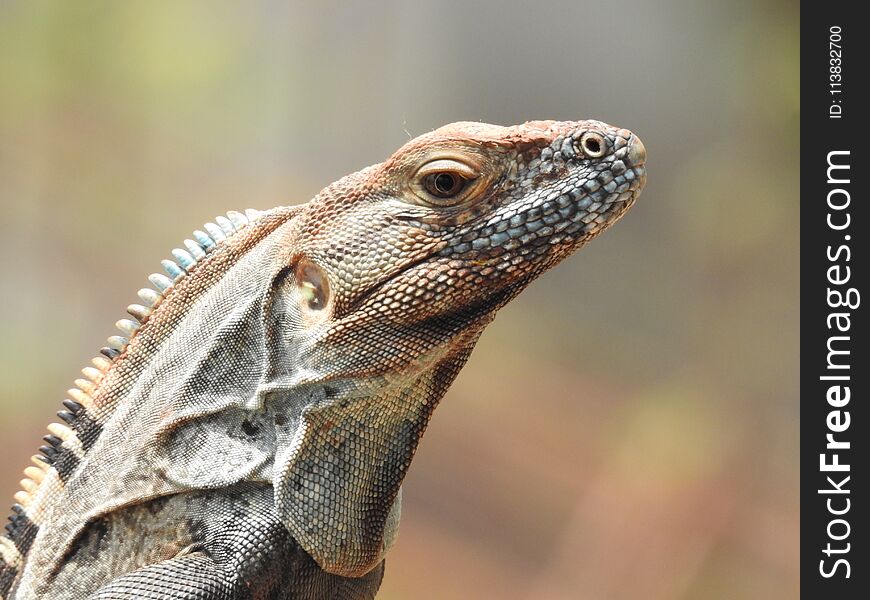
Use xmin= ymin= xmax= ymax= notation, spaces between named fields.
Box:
xmin=1 ymin=119 xmax=646 ymax=599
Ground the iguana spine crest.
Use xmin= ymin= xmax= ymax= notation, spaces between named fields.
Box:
xmin=0 ymin=209 xmax=261 ymax=595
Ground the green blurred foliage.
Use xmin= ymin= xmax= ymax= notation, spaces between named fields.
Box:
xmin=0 ymin=1 xmax=798 ymax=598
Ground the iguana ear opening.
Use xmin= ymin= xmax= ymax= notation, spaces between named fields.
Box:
xmin=261 ymin=258 xmax=337 ymax=383
xmin=294 ymin=258 xmax=331 ymax=315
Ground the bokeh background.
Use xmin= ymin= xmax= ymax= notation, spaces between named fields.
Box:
xmin=0 ymin=1 xmax=798 ymax=598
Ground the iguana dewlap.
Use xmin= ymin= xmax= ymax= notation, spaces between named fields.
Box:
xmin=0 ymin=120 xmax=646 ymax=599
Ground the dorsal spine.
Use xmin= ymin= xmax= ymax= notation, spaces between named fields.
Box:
xmin=0 ymin=209 xmax=261 ymax=596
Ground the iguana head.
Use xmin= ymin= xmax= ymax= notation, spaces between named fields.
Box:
xmin=266 ymin=119 xmax=646 ymax=574
xmin=276 ymin=120 xmax=646 ymax=384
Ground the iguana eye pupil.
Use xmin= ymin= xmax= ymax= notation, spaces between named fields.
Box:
xmin=426 ymin=172 xmax=465 ymax=198
xmin=434 ymin=173 xmax=456 ymax=194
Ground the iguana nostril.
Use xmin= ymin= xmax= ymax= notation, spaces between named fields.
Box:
xmin=626 ymin=135 xmax=646 ymax=167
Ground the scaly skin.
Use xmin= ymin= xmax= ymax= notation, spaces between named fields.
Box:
xmin=1 ymin=120 xmax=646 ymax=599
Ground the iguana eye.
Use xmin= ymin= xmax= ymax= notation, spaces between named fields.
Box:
xmin=578 ymin=131 xmax=606 ymax=158
xmin=413 ymin=158 xmax=480 ymax=206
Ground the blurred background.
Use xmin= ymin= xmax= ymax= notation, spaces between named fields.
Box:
xmin=0 ymin=1 xmax=798 ymax=598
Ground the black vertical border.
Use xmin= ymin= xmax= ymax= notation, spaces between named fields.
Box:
xmin=801 ymin=3 xmax=866 ymax=597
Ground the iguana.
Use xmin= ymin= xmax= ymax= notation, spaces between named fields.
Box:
xmin=0 ymin=119 xmax=646 ymax=599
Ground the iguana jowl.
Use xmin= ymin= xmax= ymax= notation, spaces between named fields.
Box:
xmin=0 ymin=120 xmax=646 ymax=598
